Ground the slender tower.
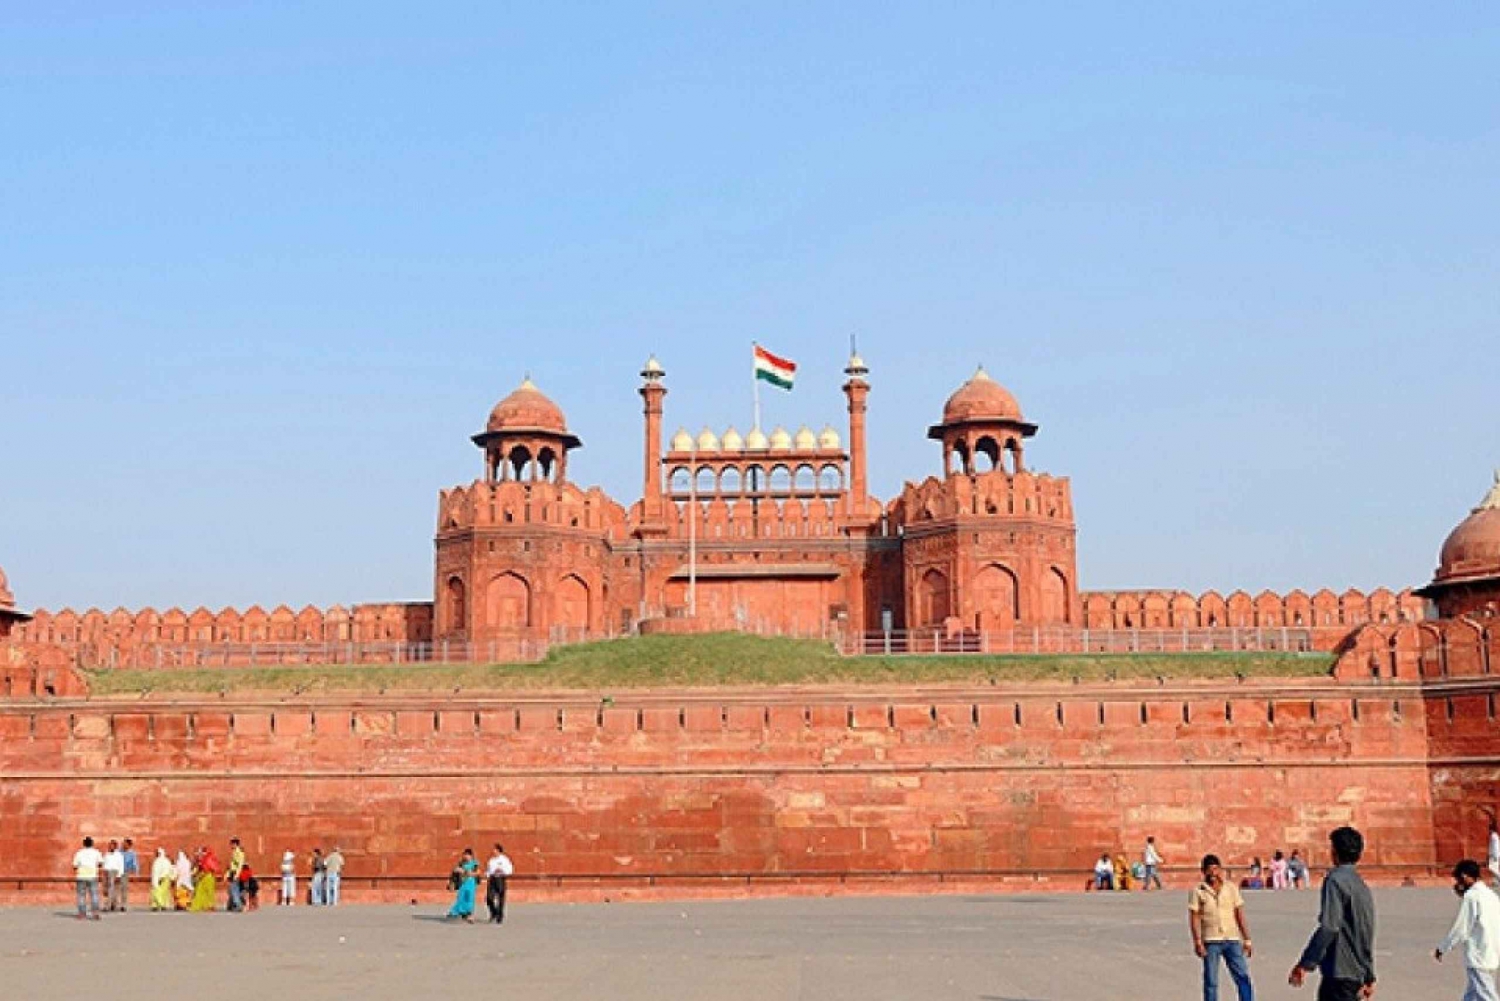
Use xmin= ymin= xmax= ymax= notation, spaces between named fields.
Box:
xmin=842 ymin=350 xmax=870 ymax=518
xmin=639 ymin=356 xmax=667 ymax=530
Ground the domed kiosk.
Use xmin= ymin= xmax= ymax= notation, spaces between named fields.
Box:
xmin=928 ymin=366 xmax=1038 ymax=476
xmin=0 ymin=565 xmax=32 ymax=638
xmin=472 ymin=377 xmax=582 ymax=483
xmin=1418 ymin=471 xmax=1500 ymax=618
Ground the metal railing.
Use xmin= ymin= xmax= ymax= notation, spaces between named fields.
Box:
xmin=841 ymin=626 xmax=1318 ymax=657
xmin=82 ymin=630 xmax=599 ymax=670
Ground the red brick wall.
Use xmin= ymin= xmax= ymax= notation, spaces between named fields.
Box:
xmin=0 ymin=680 xmax=1460 ymax=902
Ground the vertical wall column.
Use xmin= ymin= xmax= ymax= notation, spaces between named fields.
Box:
xmin=843 ymin=354 xmax=869 ymax=517
xmin=640 ymin=358 xmax=667 ymax=525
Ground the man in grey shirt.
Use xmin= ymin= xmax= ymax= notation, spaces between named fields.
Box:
xmin=1289 ymin=826 xmax=1376 ymax=1000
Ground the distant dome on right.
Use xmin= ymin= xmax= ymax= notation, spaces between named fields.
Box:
xmin=1417 ymin=470 xmax=1500 ymax=618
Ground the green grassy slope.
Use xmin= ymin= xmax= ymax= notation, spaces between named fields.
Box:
xmin=83 ymin=633 xmax=1334 ymax=696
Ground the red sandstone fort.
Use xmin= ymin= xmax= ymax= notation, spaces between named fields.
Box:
xmin=2 ymin=357 xmax=1498 ymax=900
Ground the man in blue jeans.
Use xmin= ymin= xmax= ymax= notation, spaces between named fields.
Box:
xmin=1189 ymin=853 xmax=1255 ymax=1001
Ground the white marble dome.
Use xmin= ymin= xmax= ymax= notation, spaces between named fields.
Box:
xmin=696 ymin=427 xmax=720 ymax=451
xmin=721 ymin=426 xmax=744 ymax=450
xmin=769 ymin=426 xmax=792 ymax=450
xmin=794 ymin=426 xmax=817 ymax=450
xmin=745 ymin=427 xmax=769 ymax=450
xmin=818 ymin=425 xmax=841 ymax=450
xmin=670 ymin=427 xmax=693 ymax=452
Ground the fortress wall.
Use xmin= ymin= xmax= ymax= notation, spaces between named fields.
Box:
xmin=1078 ymin=587 xmax=1427 ymax=651
xmin=0 ymin=683 xmax=1451 ymax=902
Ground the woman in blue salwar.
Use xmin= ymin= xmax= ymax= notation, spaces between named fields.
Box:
xmin=446 ymin=848 xmax=479 ymax=923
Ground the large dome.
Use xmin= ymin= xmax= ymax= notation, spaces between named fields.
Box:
xmin=941 ymin=366 xmax=1023 ymax=424
xmin=1434 ymin=472 xmax=1500 ymax=585
xmin=486 ymin=378 xmax=569 ymax=434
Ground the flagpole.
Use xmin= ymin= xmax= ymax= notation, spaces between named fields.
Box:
xmin=752 ymin=341 xmax=761 ymax=432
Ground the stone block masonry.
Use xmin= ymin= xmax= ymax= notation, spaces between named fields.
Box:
xmin=3 ymin=677 xmax=1489 ymax=904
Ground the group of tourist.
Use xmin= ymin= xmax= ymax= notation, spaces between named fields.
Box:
xmin=276 ymin=845 xmax=347 ymax=906
xmin=444 ymin=844 xmax=514 ymax=924
xmin=70 ymin=837 xmax=347 ymax=917
xmin=1188 ymin=825 xmax=1500 ymax=1001
xmin=1243 ymin=849 xmax=1311 ymax=890
xmin=1093 ymin=838 xmax=1313 ymax=894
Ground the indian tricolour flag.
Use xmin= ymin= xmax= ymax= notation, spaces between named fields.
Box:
xmin=752 ymin=344 xmax=796 ymax=390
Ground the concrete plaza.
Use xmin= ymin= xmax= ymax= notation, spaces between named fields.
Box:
xmin=0 ymin=887 xmax=1474 ymax=1000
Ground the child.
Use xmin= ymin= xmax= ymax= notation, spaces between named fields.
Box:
xmin=239 ymin=863 xmax=259 ymax=912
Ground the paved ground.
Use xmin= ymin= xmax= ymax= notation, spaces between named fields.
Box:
xmin=0 ymin=888 xmax=1473 ymax=1000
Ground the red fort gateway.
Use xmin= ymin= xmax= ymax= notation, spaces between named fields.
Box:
xmin=10 ymin=353 xmax=1481 ymax=661
xmin=435 ymin=355 xmax=1081 ymax=645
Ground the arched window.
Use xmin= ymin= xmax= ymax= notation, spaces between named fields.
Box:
xmin=507 ymin=445 xmax=533 ymax=481
xmin=974 ymin=436 xmax=1000 ymax=472
xmin=668 ymin=466 xmax=691 ymax=494
xmin=695 ymin=466 xmax=717 ymax=495
xmin=817 ymin=464 xmax=842 ymax=493
xmin=793 ymin=464 xmax=816 ymax=493
xmin=768 ymin=465 xmax=792 ymax=493
xmin=720 ymin=467 xmax=743 ymax=494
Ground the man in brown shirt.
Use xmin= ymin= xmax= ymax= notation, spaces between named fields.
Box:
xmin=1189 ymin=853 xmax=1255 ymax=1001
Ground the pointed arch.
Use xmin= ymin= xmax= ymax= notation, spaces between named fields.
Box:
xmin=485 ymin=572 xmax=531 ymax=629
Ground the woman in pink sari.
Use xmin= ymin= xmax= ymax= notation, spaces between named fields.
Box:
xmin=1269 ymin=850 xmax=1290 ymax=890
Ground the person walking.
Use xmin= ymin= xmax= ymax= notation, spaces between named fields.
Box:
xmin=226 ymin=838 xmax=246 ymax=912
xmin=1489 ymin=822 xmax=1500 ymax=891
xmin=102 ymin=839 xmax=125 ymax=912
xmin=1270 ymin=851 xmax=1290 ymax=891
xmin=1143 ymin=837 xmax=1165 ymax=891
xmin=1288 ymin=826 xmax=1376 ymax=1000
xmin=446 ymin=848 xmax=479 ymax=923
xmin=1189 ymin=853 xmax=1255 ymax=1001
xmin=485 ymin=843 xmax=514 ymax=924
xmin=150 ymin=848 xmax=174 ymax=911
xmin=1436 ymin=859 xmax=1500 ymax=1001
xmin=324 ymin=846 xmax=344 ymax=907
xmin=173 ymin=849 xmax=194 ymax=909
xmin=308 ymin=847 xmax=326 ymax=906
xmin=72 ymin=836 xmax=104 ymax=921
xmin=1289 ymin=850 xmax=1310 ymax=889
xmin=279 ymin=849 xmax=296 ymax=906
xmin=119 ymin=838 xmax=139 ymax=911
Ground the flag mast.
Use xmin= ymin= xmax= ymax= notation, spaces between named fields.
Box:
xmin=751 ymin=340 xmax=762 ymax=433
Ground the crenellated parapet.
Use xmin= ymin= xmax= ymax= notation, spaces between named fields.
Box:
xmin=889 ymin=470 xmax=1074 ymax=528
xmin=10 ymin=601 xmax=434 ymax=660
xmin=438 ymin=479 xmax=628 ymax=537
xmin=1080 ymin=587 xmax=1427 ymax=632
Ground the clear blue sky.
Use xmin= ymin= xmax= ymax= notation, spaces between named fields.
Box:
xmin=3 ymin=3 xmax=1495 ymax=611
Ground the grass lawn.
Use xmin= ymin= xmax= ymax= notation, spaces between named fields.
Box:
xmin=81 ymin=633 xmax=1335 ymax=696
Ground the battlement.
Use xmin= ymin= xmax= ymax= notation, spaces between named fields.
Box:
xmin=1080 ymin=587 xmax=1426 ymax=633
xmin=438 ymin=479 xmax=628 ymax=536
xmin=891 ymin=470 xmax=1074 ymax=527
xmin=9 ymin=601 xmax=433 ymax=656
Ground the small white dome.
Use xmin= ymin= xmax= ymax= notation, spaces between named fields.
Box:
xmin=640 ymin=355 xmax=665 ymax=378
xmin=818 ymin=425 xmax=841 ymax=450
xmin=670 ymin=428 xmax=693 ymax=452
xmin=794 ymin=426 xmax=817 ymax=450
xmin=769 ymin=426 xmax=792 ymax=450
xmin=695 ymin=426 xmax=720 ymax=451
xmin=721 ymin=426 xmax=744 ymax=450
xmin=745 ymin=427 xmax=769 ymax=450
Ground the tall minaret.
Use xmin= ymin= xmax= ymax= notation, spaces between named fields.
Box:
xmin=639 ymin=356 xmax=667 ymax=525
xmin=842 ymin=350 xmax=869 ymax=516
